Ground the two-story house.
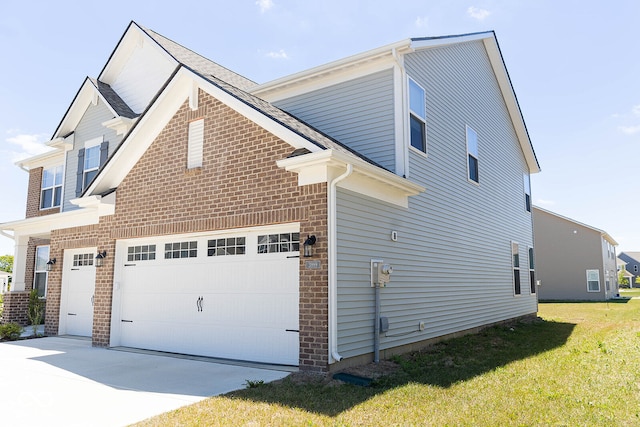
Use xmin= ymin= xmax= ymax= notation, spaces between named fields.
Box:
xmin=0 ymin=23 xmax=540 ymax=372
xmin=618 ymin=252 xmax=640 ymax=287
xmin=533 ymin=206 xmax=619 ymax=301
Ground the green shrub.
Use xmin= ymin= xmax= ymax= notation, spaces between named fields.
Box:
xmin=0 ymin=323 xmax=23 ymax=341
xmin=27 ymin=289 xmax=45 ymax=336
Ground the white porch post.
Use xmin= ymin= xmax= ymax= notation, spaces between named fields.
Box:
xmin=11 ymin=234 xmax=29 ymax=292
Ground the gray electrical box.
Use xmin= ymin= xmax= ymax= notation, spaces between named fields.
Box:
xmin=380 ymin=316 xmax=389 ymax=333
xmin=371 ymin=259 xmax=393 ymax=287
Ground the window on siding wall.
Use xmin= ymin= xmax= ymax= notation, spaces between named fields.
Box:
xmin=528 ymin=247 xmax=536 ymax=294
xmin=187 ymin=119 xmax=204 ymax=169
xmin=466 ymin=126 xmax=479 ymax=183
xmin=83 ymin=144 xmax=101 ymax=188
xmin=512 ymin=242 xmax=521 ymax=295
xmin=34 ymin=246 xmax=49 ymax=298
xmin=41 ymin=165 xmax=63 ymax=209
xmin=76 ymin=137 xmax=108 ymax=196
xmin=523 ymin=174 xmax=531 ymax=212
xmin=408 ymin=78 xmax=426 ymax=153
xmin=586 ymin=269 xmax=600 ymax=292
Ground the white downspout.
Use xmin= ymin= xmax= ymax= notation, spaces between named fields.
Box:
xmin=328 ymin=163 xmax=353 ymax=363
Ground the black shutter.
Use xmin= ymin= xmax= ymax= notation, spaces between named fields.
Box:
xmin=75 ymin=148 xmax=85 ymax=197
xmin=99 ymin=141 xmax=109 ymax=167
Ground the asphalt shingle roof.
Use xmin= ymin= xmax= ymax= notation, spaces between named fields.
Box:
xmin=90 ymin=78 xmax=137 ymax=119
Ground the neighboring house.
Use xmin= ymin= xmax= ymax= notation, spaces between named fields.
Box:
xmin=616 ymin=257 xmax=635 ymax=288
xmin=0 ymin=23 xmax=540 ymax=372
xmin=0 ymin=271 xmax=10 ymax=293
xmin=618 ymin=252 xmax=640 ymax=287
xmin=533 ymin=207 xmax=619 ymax=301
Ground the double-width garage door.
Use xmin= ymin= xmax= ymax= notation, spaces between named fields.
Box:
xmin=111 ymin=225 xmax=300 ymax=365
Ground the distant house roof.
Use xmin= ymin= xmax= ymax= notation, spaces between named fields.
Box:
xmin=620 ymin=252 xmax=640 ymax=263
xmin=533 ymin=206 xmax=618 ymax=245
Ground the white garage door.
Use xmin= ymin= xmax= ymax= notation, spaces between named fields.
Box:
xmin=111 ymin=225 xmax=300 ymax=366
xmin=59 ymin=247 xmax=96 ymax=337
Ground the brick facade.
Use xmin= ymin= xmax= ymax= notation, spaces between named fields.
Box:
xmin=42 ymin=90 xmax=331 ymax=370
xmin=25 ymin=168 xmax=60 ymax=219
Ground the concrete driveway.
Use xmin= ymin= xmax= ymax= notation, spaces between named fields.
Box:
xmin=0 ymin=336 xmax=292 ymax=427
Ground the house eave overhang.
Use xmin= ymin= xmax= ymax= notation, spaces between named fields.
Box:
xmin=252 ymin=39 xmax=412 ymax=98
xmin=0 ymin=202 xmax=114 ymax=238
xmin=277 ymin=150 xmax=425 ymax=208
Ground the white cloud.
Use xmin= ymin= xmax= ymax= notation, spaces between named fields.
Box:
xmin=632 ymin=105 xmax=640 ymax=116
xmin=256 ymin=0 xmax=274 ymax=13
xmin=618 ymin=125 xmax=640 ymax=135
xmin=265 ymin=49 xmax=289 ymax=59
xmin=467 ymin=6 xmax=491 ymax=20
xmin=415 ymin=16 xmax=429 ymax=28
xmin=6 ymin=133 xmax=51 ymax=162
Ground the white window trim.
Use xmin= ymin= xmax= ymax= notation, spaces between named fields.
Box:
xmin=408 ymin=77 xmax=427 ymax=156
xmin=187 ymin=119 xmax=204 ymax=169
xmin=34 ymin=245 xmax=50 ymax=298
xmin=83 ymin=137 xmax=103 ymax=188
xmin=466 ymin=125 xmax=479 ymax=185
xmin=523 ymin=173 xmax=531 ymax=212
xmin=40 ymin=165 xmax=64 ymax=210
xmin=586 ymin=269 xmax=601 ymax=292
xmin=512 ymin=241 xmax=521 ymax=296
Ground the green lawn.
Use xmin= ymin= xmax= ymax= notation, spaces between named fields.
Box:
xmin=620 ymin=288 xmax=640 ymax=298
xmin=135 ymin=300 xmax=640 ymax=426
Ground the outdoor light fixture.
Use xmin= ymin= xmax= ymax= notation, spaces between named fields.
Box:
xmin=95 ymin=251 xmax=107 ymax=267
xmin=303 ymin=235 xmax=316 ymax=258
xmin=46 ymin=258 xmax=56 ymax=272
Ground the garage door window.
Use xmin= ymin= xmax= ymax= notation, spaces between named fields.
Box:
xmin=165 ymin=241 xmax=197 ymax=259
xmin=258 ymin=233 xmax=300 ymax=254
xmin=73 ymin=253 xmax=94 ymax=267
xmin=208 ymin=237 xmax=246 ymax=256
xmin=128 ymin=245 xmax=156 ymax=261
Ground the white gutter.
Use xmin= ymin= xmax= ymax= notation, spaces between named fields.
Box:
xmin=328 ymin=163 xmax=353 ymax=363
xmin=0 ymin=230 xmax=14 ymax=241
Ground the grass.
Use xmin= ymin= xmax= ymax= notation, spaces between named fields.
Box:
xmin=620 ymin=288 xmax=640 ymax=298
xmin=134 ymin=300 xmax=640 ymax=426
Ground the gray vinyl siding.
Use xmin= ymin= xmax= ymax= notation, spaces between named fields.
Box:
xmin=63 ymin=100 xmax=122 ymax=212
xmin=273 ymin=69 xmax=396 ymax=172
xmin=335 ymin=40 xmax=536 ymax=359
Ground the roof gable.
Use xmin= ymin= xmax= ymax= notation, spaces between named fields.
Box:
xmin=51 ymin=77 xmax=137 ymax=139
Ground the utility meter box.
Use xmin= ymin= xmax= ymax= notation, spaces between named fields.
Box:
xmin=371 ymin=259 xmax=393 ymax=287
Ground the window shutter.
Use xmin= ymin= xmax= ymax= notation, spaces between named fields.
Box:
xmin=75 ymin=148 xmax=85 ymax=197
xmin=99 ymin=141 xmax=109 ymax=167
xmin=187 ymin=119 xmax=204 ymax=169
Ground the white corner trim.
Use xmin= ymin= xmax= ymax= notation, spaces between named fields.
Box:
xmin=189 ymin=81 xmax=199 ymax=110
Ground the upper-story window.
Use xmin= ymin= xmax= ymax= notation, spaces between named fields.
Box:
xmin=41 ymin=165 xmax=63 ymax=209
xmin=523 ymin=173 xmax=531 ymax=212
xmin=76 ymin=137 xmax=108 ymax=196
xmin=83 ymin=142 xmax=101 ymax=188
xmin=466 ymin=126 xmax=479 ymax=183
xmin=408 ymin=78 xmax=426 ymax=153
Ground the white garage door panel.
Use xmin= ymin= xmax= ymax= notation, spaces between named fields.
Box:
xmin=114 ymin=227 xmax=300 ymax=366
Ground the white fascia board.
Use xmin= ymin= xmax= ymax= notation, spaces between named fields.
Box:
xmin=253 ymin=39 xmax=411 ymax=99
xmin=0 ymin=206 xmax=110 ymax=237
xmin=410 ymin=32 xmax=494 ymax=49
xmin=14 ymin=148 xmax=64 ymax=171
xmin=482 ymin=38 xmax=540 ymax=174
xmin=87 ymin=67 xmax=323 ymax=196
xmin=277 ymin=150 xmax=424 ymax=208
xmin=99 ymin=22 xmax=177 ymax=84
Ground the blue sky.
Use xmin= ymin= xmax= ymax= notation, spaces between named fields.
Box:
xmin=0 ymin=0 xmax=638 ymax=257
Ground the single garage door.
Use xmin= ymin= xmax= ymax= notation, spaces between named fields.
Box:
xmin=111 ymin=225 xmax=300 ymax=365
